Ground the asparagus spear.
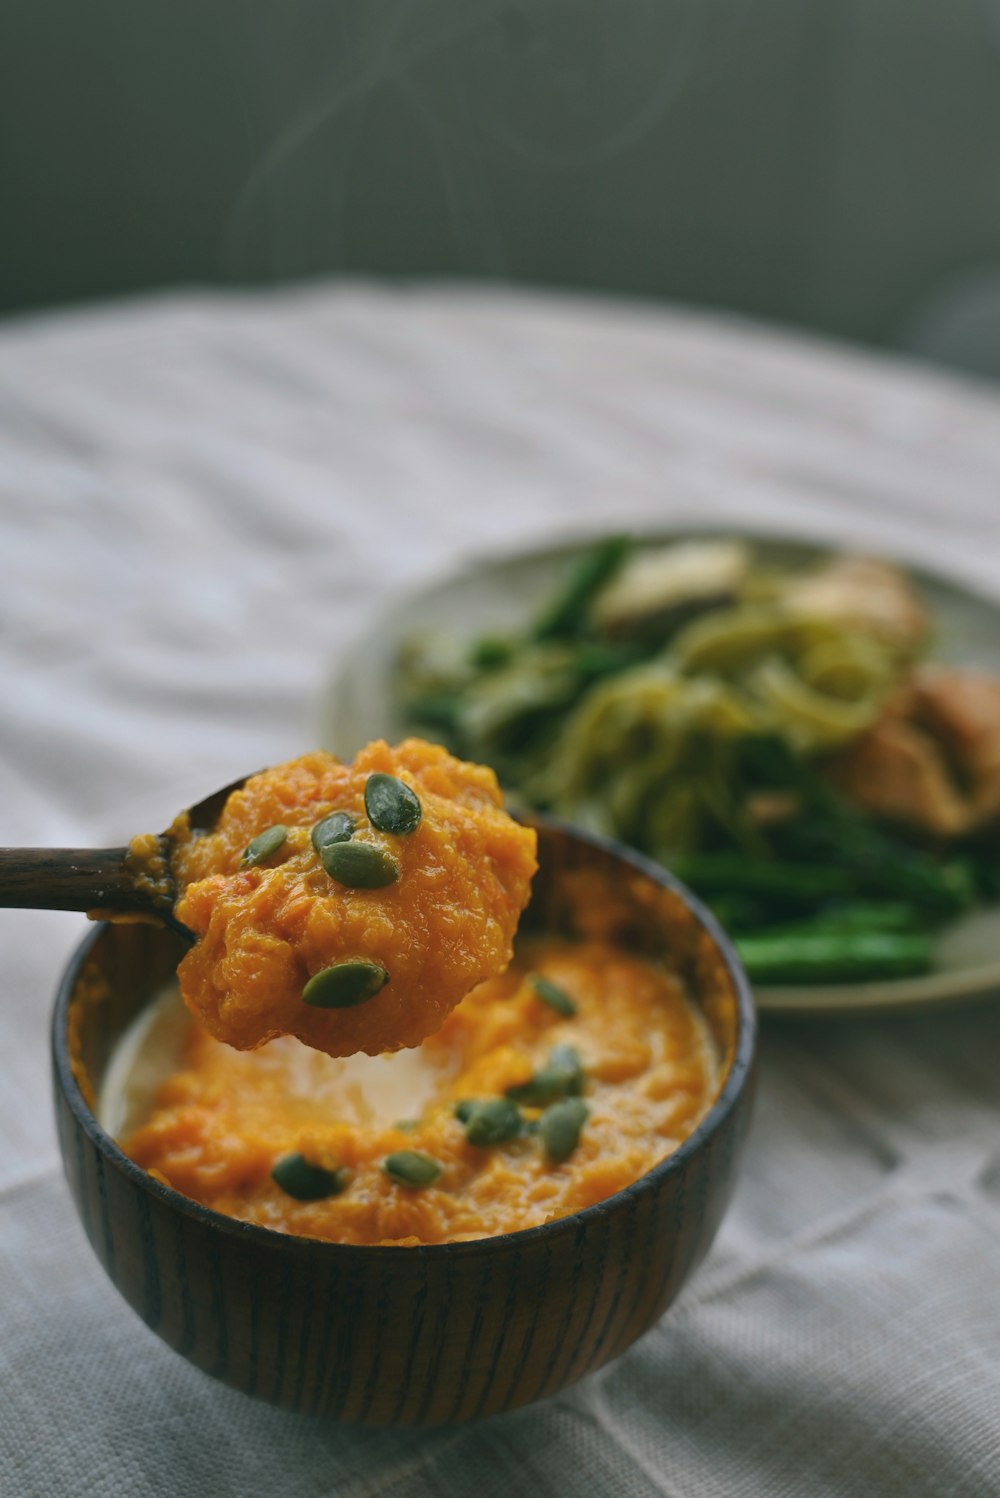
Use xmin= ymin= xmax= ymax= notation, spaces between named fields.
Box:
xmin=736 ymin=929 xmax=933 ymax=984
xmin=532 ymin=535 xmax=631 ymax=641
xmin=713 ymin=900 xmax=923 ymax=938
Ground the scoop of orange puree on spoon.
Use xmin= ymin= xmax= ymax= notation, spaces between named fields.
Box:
xmin=0 ymin=739 xmax=537 ymax=1058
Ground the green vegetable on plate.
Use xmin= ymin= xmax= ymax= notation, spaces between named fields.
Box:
xmin=396 ymin=535 xmax=1000 ymax=990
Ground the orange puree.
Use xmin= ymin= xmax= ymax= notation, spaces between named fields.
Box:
xmin=124 ymin=940 xmax=720 ymax=1245
xmin=171 ymin=741 xmax=537 ymax=1058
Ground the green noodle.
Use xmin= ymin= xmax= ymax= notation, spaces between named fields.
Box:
xmin=400 ymin=547 xmax=915 ymax=860
xmin=535 ymin=602 xmax=902 ymax=850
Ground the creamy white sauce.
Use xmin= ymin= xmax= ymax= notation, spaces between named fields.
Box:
xmin=98 ymin=984 xmax=456 ymax=1141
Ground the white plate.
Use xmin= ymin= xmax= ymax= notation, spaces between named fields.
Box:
xmin=320 ymin=531 xmax=1000 ymax=1016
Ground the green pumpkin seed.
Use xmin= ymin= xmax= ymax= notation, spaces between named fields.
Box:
xmin=529 ymin=975 xmax=577 ymax=1017
xmin=539 ymin=1098 xmax=589 ymax=1163
xmin=320 ymin=839 xmax=400 ymax=889
xmin=382 ymin=1150 xmax=443 ymax=1188
xmin=302 ymin=959 xmax=389 ymax=1009
xmin=271 ymin=1153 xmax=350 ymax=1201
xmin=460 ymin=1097 xmax=523 ymax=1147
xmin=364 ymin=773 xmax=422 ymax=836
xmin=311 ymin=811 xmax=356 ymax=853
xmin=506 ymin=1044 xmax=584 ymax=1105
xmin=549 ymin=1044 xmax=582 ymax=1074
xmin=240 ymin=824 xmax=288 ymax=868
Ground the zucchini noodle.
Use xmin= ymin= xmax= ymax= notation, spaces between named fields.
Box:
xmin=399 ymin=544 xmax=918 ymax=860
xmin=537 ymin=605 xmax=903 ymax=851
xmin=745 ymin=656 xmax=885 ymax=750
xmin=533 ymin=666 xmax=753 ymax=849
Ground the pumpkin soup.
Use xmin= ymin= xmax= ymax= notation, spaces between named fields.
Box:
xmin=122 ymin=939 xmax=719 ymax=1245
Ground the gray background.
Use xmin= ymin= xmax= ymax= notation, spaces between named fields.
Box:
xmin=3 ymin=0 xmax=1000 ymax=377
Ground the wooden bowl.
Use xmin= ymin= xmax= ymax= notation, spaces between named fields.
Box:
xmin=51 ymin=816 xmax=756 ymax=1426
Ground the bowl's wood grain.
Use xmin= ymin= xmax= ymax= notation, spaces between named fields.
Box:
xmin=52 ymin=819 xmax=755 ymax=1426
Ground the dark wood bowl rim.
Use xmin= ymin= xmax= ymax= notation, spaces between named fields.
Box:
xmin=52 ymin=815 xmax=756 ymax=1263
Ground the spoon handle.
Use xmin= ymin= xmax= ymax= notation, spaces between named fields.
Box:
xmin=0 ymin=846 xmax=157 ymax=915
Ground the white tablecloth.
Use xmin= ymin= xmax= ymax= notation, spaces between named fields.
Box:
xmin=2 ymin=284 xmax=1000 ymax=1497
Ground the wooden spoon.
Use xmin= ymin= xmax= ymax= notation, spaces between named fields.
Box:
xmin=0 ymin=776 xmax=247 ymax=938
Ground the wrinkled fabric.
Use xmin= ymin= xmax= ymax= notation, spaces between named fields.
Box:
xmin=2 ymin=284 xmax=999 ymax=1498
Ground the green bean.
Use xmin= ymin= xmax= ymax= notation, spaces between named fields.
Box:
xmin=403 ymin=690 xmax=465 ymax=738
xmin=673 ymin=846 xmax=971 ymax=928
xmin=704 ymin=895 xmax=780 ymax=933
xmin=747 ymin=902 xmax=923 ymax=939
xmin=532 ymin=535 xmax=631 ymax=640
xmin=671 ymin=853 xmax=855 ymax=904
xmin=735 ymin=930 xmax=932 ymax=984
xmin=469 ymin=636 xmax=517 ymax=669
xmin=965 ymin=849 xmax=1000 ymax=902
xmin=772 ymin=820 xmax=976 ymax=916
xmin=869 ymin=858 xmax=975 ymax=917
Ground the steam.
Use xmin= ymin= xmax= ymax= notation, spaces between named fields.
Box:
xmin=222 ymin=0 xmax=732 ymax=280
